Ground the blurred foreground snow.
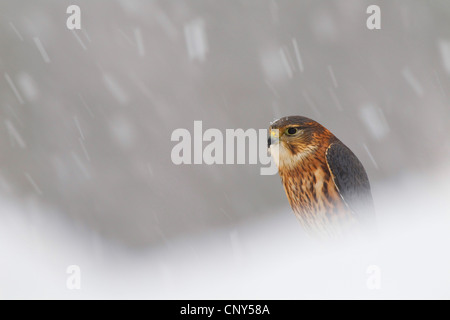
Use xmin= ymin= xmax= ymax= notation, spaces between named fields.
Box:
xmin=1 ymin=166 xmax=449 ymax=299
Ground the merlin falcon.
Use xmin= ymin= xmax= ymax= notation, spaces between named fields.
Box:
xmin=268 ymin=116 xmax=375 ymax=237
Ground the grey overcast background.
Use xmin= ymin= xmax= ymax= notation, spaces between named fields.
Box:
xmin=1 ymin=0 xmax=450 ymax=299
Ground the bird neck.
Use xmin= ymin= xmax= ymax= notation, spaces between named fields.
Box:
xmin=278 ymin=147 xmax=329 ymax=210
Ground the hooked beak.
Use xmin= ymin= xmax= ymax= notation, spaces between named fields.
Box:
xmin=268 ymin=128 xmax=280 ymax=166
xmin=268 ymin=129 xmax=279 ymax=148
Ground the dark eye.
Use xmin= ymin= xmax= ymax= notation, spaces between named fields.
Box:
xmin=286 ymin=127 xmax=298 ymax=135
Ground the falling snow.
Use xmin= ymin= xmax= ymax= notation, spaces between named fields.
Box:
xmin=24 ymin=172 xmax=43 ymax=195
xmin=5 ymin=119 xmax=26 ymax=149
xmin=260 ymin=49 xmax=287 ymax=82
xmin=292 ymin=38 xmax=304 ymax=73
xmin=4 ymin=72 xmax=24 ymax=104
xmin=102 ymin=74 xmax=129 ymax=105
xmin=134 ymin=28 xmax=145 ymax=57
xmin=359 ymin=104 xmax=390 ymax=140
xmin=9 ymin=22 xmax=23 ymax=41
xmin=16 ymin=73 xmax=39 ymax=102
xmin=33 ymin=37 xmax=51 ymax=63
xmin=72 ymin=30 xmax=88 ymax=51
xmin=184 ymin=19 xmax=208 ymax=61
xmin=279 ymin=47 xmax=293 ymax=79
xmin=0 ymin=1 xmax=449 ymax=300
xmin=402 ymin=67 xmax=424 ymax=97
xmin=328 ymin=65 xmax=338 ymax=88
xmin=74 ymin=116 xmax=85 ymax=140
xmin=438 ymin=39 xmax=450 ymax=75
xmin=362 ymin=143 xmax=379 ymax=170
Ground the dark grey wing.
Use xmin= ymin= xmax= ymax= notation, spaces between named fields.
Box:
xmin=325 ymin=141 xmax=375 ymax=219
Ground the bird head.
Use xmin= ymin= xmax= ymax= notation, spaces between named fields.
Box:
xmin=268 ymin=116 xmax=327 ymax=171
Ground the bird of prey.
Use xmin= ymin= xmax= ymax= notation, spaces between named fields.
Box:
xmin=268 ymin=116 xmax=375 ymax=238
